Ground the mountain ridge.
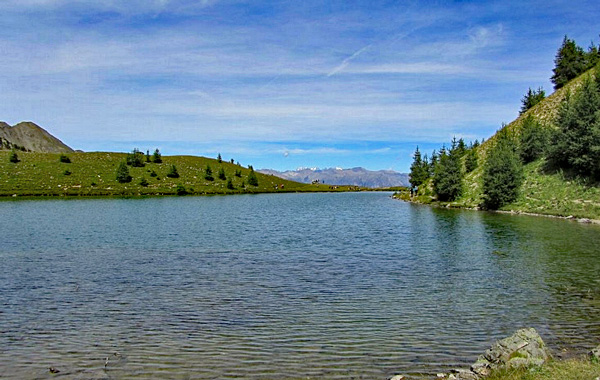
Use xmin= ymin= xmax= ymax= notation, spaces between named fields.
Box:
xmin=0 ymin=121 xmax=74 ymax=153
xmin=259 ymin=167 xmax=409 ymax=188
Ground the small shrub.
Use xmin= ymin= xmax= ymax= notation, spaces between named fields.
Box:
xmin=176 ymin=183 xmax=187 ymax=195
xmin=166 ymin=165 xmax=179 ymax=178
xmin=149 ymin=170 xmax=158 ymax=177
xmin=234 ymin=169 xmax=242 ymax=177
xmin=218 ymin=167 xmax=226 ymax=180
xmin=217 ymin=153 xmax=222 ymax=163
xmin=226 ymin=178 xmax=234 ymax=189
xmin=139 ymin=177 xmax=149 ymax=187
xmin=90 ymin=182 xmax=97 ymax=187
xmin=204 ymin=165 xmax=214 ymax=181
xmin=116 ymin=162 xmax=132 ymax=183
xmin=9 ymin=150 xmax=19 ymax=163
xmin=63 ymin=169 xmax=72 ymax=176
xmin=59 ymin=154 xmax=71 ymax=163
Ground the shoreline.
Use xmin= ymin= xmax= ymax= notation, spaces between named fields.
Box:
xmin=392 ymin=193 xmax=600 ymax=225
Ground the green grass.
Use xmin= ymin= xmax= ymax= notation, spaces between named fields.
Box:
xmin=485 ymin=357 xmax=600 ymax=380
xmin=0 ymin=151 xmax=360 ymax=197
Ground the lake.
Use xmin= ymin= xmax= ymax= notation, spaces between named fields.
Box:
xmin=1 ymin=192 xmax=599 ymax=379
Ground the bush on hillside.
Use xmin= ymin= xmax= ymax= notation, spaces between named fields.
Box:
xmin=247 ymin=168 xmax=259 ymax=186
xmin=204 ymin=165 xmax=214 ymax=181
xmin=127 ymin=148 xmax=145 ymax=167
xmin=152 ymin=149 xmax=162 ymax=163
xmin=59 ymin=154 xmax=71 ymax=163
xmin=9 ymin=150 xmax=19 ymax=163
xmin=218 ymin=167 xmax=226 ymax=180
xmin=166 ymin=165 xmax=180 ymax=178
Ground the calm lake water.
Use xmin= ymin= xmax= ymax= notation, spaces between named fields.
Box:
xmin=1 ymin=192 xmax=600 ymax=379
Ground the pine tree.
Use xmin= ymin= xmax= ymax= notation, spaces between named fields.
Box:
xmin=548 ymin=77 xmax=600 ymax=178
xmin=9 ymin=149 xmax=19 ymax=163
xmin=226 ymin=178 xmax=234 ymax=190
xmin=551 ymin=36 xmax=587 ymax=89
xmin=247 ymin=168 xmax=259 ymax=186
xmin=433 ymin=142 xmax=463 ymax=202
xmin=464 ymin=147 xmax=478 ymax=173
xmin=218 ymin=167 xmax=226 ymax=180
xmin=152 ymin=149 xmax=162 ymax=163
xmin=116 ymin=162 xmax=132 ymax=183
xmin=167 ymin=165 xmax=180 ymax=178
xmin=482 ymin=130 xmax=523 ymax=209
xmin=217 ymin=153 xmax=222 ymax=163
xmin=409 ymin=147 xmax=429 ymax=188
xmin=204 ymin=164 xmax=214 ymax=181
xmin=520 ymin=87 xmax=546 ymax=114
xmin=126 ymin=148 xmax=145 ymax=167
xmin=519 ymin=115 xmax=548 ymax=163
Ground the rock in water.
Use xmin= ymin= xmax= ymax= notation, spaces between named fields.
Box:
xmin=470 ymin=328 xmax=551 ymax=377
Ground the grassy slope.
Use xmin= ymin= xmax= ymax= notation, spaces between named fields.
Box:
xmin=0 ymin=151 xmax=358 ymax=197
xmin=419 ymin=67 xmax=600 ymax=220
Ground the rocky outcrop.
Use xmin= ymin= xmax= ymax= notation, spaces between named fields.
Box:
xmin=449 ymin=328 xmax=551 ymax=379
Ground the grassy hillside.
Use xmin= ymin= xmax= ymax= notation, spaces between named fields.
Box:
xmin=403 ymin=66 xmax=600 ymax=220
xmin=0 ymin=151 xmax=358 ymax=197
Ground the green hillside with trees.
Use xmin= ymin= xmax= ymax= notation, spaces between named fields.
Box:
xmin=0 ymin=150 xmax=358 ymax=197
xmin=402 ymin=35 xmax=600 ymax=220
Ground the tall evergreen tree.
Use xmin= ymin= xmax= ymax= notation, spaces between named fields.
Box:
xmin=464 ymin=147 xmax=478 ymax=173
xmin=520 ymin=87 xmax=546 ymax=114
xmin=409 ymin=147 xmax=429 ymax=188
xmin=433 ymin=142 xmax=463 ymax=202
xmin=482 ymin=130 xmax=523 ymax=209
xmin=247 ymin=168 xmax=259 ymax=186
xmin=519 ymin=115 xmax=548 ymax=163
xmin=551 ymin=36 xmax=587 ymax=89
xmin=116 ymin=162 xmax=132 ymax=183
xmin=152 ymin=148 xmax=162 ymax=163
xmin=548 ymin=77 xmax=600 ymax=178
xmin=204 ymin=164 xmax=214 ymax=181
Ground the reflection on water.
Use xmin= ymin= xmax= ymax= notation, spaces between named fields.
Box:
xmin=1 ymin=193 xmax=599 ymax=379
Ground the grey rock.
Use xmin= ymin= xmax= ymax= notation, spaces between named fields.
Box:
xmin=389 ymin=375 xmax=405 ymax=380
xmin=451 ymin=368 xmax=479 ymax=380
xmin=471 ymin=328 xmax=550 ymax=376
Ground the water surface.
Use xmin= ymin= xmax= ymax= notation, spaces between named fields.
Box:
xmin=1 ymin=193 xmax=599 ymax=379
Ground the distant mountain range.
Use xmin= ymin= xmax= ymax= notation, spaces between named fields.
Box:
xmin=0 ymin=121 xmax=73 ymax=153
xmin=259 ymin=167 xmax=410 ymax=188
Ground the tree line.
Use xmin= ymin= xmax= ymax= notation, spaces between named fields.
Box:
xmin=409 ymin=62 xmax=600 ymax=209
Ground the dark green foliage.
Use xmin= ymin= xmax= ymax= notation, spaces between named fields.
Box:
xmin=519 ymin=115 xmax=548 ymax=163
xmin=176 ymin=184 xmax=187 ymax=195
xmin=166 ymin=165 xmax=180 ymax=178
xmin=520 ymin=87 xmax=546 ymax=114
xmin=230 ymin=158 xmax=234 ymax=164
xmin=63 ymin=169 xmax=71 ymax=176
xmin=247 ymin=168 xmax=259 ymax=186
xmin=59 ymin=154 xmax=71 ymax=163
xmin=9 ymin=150 xmax=19 ymax=163
xmin=464 ymin=148 xmax=478 ymax=173
xmin=548 ymin=77 xmax=600 ymax=179
xmin=409 ymin=147 xmax=429 ymax=188
xmin=234 ymin=169 xmax=242 ymax=177
xmin=217 ymin=153 xmax=222 ymax=163
xmin=146 ymin=150 xmax=151 ymax=163
xmin=455 ymin=137 xmax=467 ymax=157
xmin=226 ymin=178 xmax=234 ymax=189
xmin=482 ymin=129 xmax=523 ymax=210
xmin=149 ymin=170 xmax=158 ymax=177
xmin=428 ymin=150 xmax=438 ymax=177
xmin=552 ymin=36 xmax=587 ymax=89
xmin=90 ymin=182 xmax=97 ymax=187
xmin=116 ymin=162 xmax=132 ymax=183
xmin=433 ymin=142 xmax=463 ymax=202
xmin=152 ymin=149 xmax=162 ymax=163
xmin=139 ymin=177 xmax=149 ymax=187
xmin=218 ymin=167 xmax=226 ymax=180
xmin=204 ymin=165 xmax=214 ymax=181
xmin=127 ymin=148 xmax=145 ymax=167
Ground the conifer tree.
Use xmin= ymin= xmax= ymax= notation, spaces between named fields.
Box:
xmin=482 ymin=130 xmax=523 ymax=209
xmin=519 ymin=115 xmax=548 ymax=163
xmin=116 ymin=162 xmax=132 ymax=183
xmin=247 ymin=168 xmax=259 ymax=186
xmin=9 ymin=149 xmax=19 ymax=163
xmin=152 ymin=149 xmax=162 ymax=163
xmin=520 ymin=87 xmax=546 ymax=114
xmin=409 ymin=147 xmax=429 ymax=188
xmin=464 ymin=147 xmax=478 ymax=173
xmin=226 ymin=178 xmax=234 ymax=189
xmin=218 ymin=167 xmax=226 ymax=180
xmin=204 ymin=164 xmax=214 ymax=181
xmin=217 ymin=153 xmax=222 ymax=163
xmin=551 ymin=36 xmax=587 ymax=89
xmin=433 ymin=142 xmax=463 ymax=202
xmin=167 ymin=165 xmax=180 ymax=178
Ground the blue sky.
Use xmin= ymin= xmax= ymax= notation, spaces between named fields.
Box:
xmin=0 ymin=0 xmax=598 ymax=172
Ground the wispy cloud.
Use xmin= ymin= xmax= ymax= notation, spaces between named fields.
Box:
xmin=327 ymin=44 xmax=372 ymax=77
